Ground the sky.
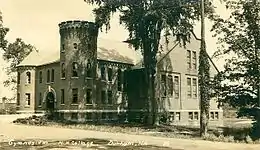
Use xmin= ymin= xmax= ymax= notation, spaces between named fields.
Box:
xmin=0 ymin=0 xmax=229 ymax=99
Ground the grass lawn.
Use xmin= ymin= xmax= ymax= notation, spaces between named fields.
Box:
xmin=0 ymin=138 xmax=178 ymax=150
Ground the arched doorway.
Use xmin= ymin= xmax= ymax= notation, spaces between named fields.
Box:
xmin=46 ymin=92 xmax=55 ymax=111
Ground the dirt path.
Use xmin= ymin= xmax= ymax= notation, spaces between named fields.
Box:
xmin=0 ymin=122 xmax=259 ymax=150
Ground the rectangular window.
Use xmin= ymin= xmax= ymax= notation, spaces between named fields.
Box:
xmin=161 ymin=74 xmax=167 ymax=97
xmin=71 ymin=113 xmax=78 ymax=120
xmin=25 ymin=93 xmax=30 ymax=106
xmin=47 ymin=70 xmax=50 ymax=83
xmin=85 ymin=113 xmax=92 ymax=121
xmin=192 ymin=51 xmax=197 ymax=69
xmin=17 ymin=93 xmax=20 ymax=106
xmin=188 ymin=112 xmax=193 ymax=120
xmin=187 ymin=50 xmax=191 ymax=69
xmin=62 ymin=44 xmax=65 ymax=52
xmin=193 ymin=78 xmax=197 ymax=98
xmin=86 ymin=89 xmax=92 ymax=104
xmin=174 ymin=76 xmax=179 ymax=98
xmin=39 ymin=71 xmax=42 ymax=83
xmin=101 ymin=90 xmax=106 ymax=104
xmin=108 ymin=68 xmax=112 ymax=82
xmin=61 ymin=63 xmax=66 ymax=78
xmin=194 ymin=112 xmax=199 ymax=120
xmin=175 ymin=112 xmax=181 ymax=121
xmin=51 ymin=69 xmax=55 ymax=82
xmin=107 ymin=90 xmax=112 ymax=104
xmin=101 ymin=112 xmax=107 ymax=120
xmin=187 ymin=78 xmax=192 ymax=98
xmin=215 ymin=112 xmax=219 ymax=119
xmin=60 ymin=113 xmax=64 ymax=120
xmin=101 ymin=66 xmax=106 ymax=80
xmin=72 ymin=62 xmax=78 ymax=77
xmin=108 ymin=112 xmax=113 ymax=120
xmin=169 ymin=112 xmax=174 ymax=122
xmin=167 ymin=75 xmax=173 ymax=96
xmin=210 ymin=112 xmax=214 ymax=120
xmin=72 ymin=88 xmax=78 ymax=104
xmin=39 ymin=92 xmax=42 ymax=106
xmin=61 ymin=89 xmax=65 ymax=104
xmin=17 ymin=72 xmax=20 ymax=84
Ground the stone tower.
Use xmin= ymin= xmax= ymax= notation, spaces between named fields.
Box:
xmin=58 ymin=20 xmax=98 ymax=112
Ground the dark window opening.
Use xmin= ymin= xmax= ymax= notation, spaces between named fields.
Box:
xmin=17 ymin=93 xmax=20 ymax=106
xmin=39 ymin=92 xmax=42 ymax=106
xmin=39 ymin=71 xmax=42 ymax=83
xmin=215 ymin=112 xmax=219 ymax=119
xmin=187 ymin=78 xmax=192 ymax=98
xmin=101 ymin=90 xmax=106 ymax=104
xmin=161 ymin=74 xmax=166 ymax=97
xmin=73 ymin=43 xmax=78 ymax=49
xmin=192 ymin=51 xmax=197 ymax=69
xmin=86 ymin=113 xmax=92 ymax=120
xmin=86 ymin=89 xmax=92 ymax=104
xmin=72 ymin=88 xmax=78 ymax=103
xmin=108 ymin=68 xmax=112 ymax=81
xmin=51 ymin=69 xmax=55 ymax=82
xmin=107 ymin=90 xmax=112 ymax=104
xmin=86 ymin=60 xmax=92 ymax=78
xmin=174 ymin=76 xmax=179 ymax=98
xmin=47 ymin=70 xmax=50 ymax=83
xmin=61 ymin=89 xmax=65 ymax=104
xmin=189 ymin=112 xmax=193 ymax=120
xmin=101 ymin=65 xmax=106 ymax=80
xmin=117 ymin=69 xmax=122 ymax=91
xmin=72 ymin=62 xmax=78 ymax=77
xmin=71 ymin=113 xmax=78 ymax=120
xmin=168 ymin=75 xmax=173 ymax=96
xmin=187 ymin=50 xmax=191 ymax=69
xmin=193 ymin=78 xmax=197 ymax=98
xmin=17 ymin=72 xmax=20 ymax=84
xmin=25 ymin=93 xmax=31 ymax=105
xmin=194 ymin=112 xmax=199 ymax=120
xmin=176 ymin=112 xmax=181 ymax=121
xmin=61 ymin=63 xmax=66 ymax=78
xmin=26 ymin=72 xmax=31 ymax=84
xmin=62 ymin=44 xmax=65 ymax=51
xmin=210 ymin=112 xmax=214 ymax=120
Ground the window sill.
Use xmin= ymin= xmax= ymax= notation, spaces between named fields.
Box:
xmin=38 ymin=105 xmax=42 ymax=108
xmin=71 ymin=104 xmax=78 ymax=106
xmin=61 ymin=78 xmax=66 ymax=80
xmin=71 ymin=77 xmax=79 ymax=79
xmin=85 ymin=104 xmax=93 ymax=106
xmin=25 ymin=105 xmax=30 ymax=108
xmin=60 ymin=104 xmax=65 ymax=105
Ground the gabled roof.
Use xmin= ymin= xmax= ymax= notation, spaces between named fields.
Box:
xmin=17 ymin=38 xmax=142 ymax=67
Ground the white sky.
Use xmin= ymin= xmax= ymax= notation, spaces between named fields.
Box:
xmin=0 ymin=0 xmax=230 ymax=98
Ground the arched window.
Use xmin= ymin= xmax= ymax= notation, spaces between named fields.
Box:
xmin=47 ymin=70 xmax=50 ymax=83
xmin=61 ymin=63 xmax=66 ymax=78
xmin=26 ymin=72 xmax=31 ymax=84
xmin=72 ymin=62 xmax=78 ymax=77
xmin=86 ymin=60 xmax=92 ymax=78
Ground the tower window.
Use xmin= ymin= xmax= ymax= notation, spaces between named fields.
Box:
xmin=51 ymin=69 xmax=55 ymax=82
xmin=17 ymin=72 xmax=20 ymax=84
xmin=187 ymin=78 xmax=192 ymax=98
xmin=26 ymin=72 xmax=31 ymax=84
xmin=167 ymin=75 xmax=173 ymax=96
xmin=73 ymin=43 xmax=78 ymax=49
xmin=47 ymin=70 xmax=50 ymax=83
xmin=192 ymin=51 xmax=197 ymax=69
xmin=174 ymin=76 xmax=180 ymax=98
xmin=39 ymin=71 xmax=42 ymax=83
xmin=62 ymin=44 xmax=65 ymax=52
xmin=61 ymin=63 xmax=66 ymax=78
xmin=193 ymin=78 xmax=197 ymax=98
xmin=72 ymin=62 xmax=78 ymax=77
xmin=25 ymin=93 xmax=31 ymax=106
xmin=108 ymin=68 xmax=112 ymax=81
xmin=187 ymin=50 xmax=191 ymax=69
xmin=72 ymin=88 xmax=78 ymax=104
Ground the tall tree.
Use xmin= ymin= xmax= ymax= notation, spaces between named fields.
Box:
xmin=84 ymin=0 xmax=215 ymax=126
xmin=0 ymin=11 xmax=35 ymax=99
xmin=211 ymin=0 xmax=260 ymax=139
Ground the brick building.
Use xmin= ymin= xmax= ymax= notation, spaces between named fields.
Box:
xmin=16 ymin=20 xmax=223 ymax=126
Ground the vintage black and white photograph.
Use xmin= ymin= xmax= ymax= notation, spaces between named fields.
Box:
xmin=0 ymin=0 xmax=259 ymax=149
